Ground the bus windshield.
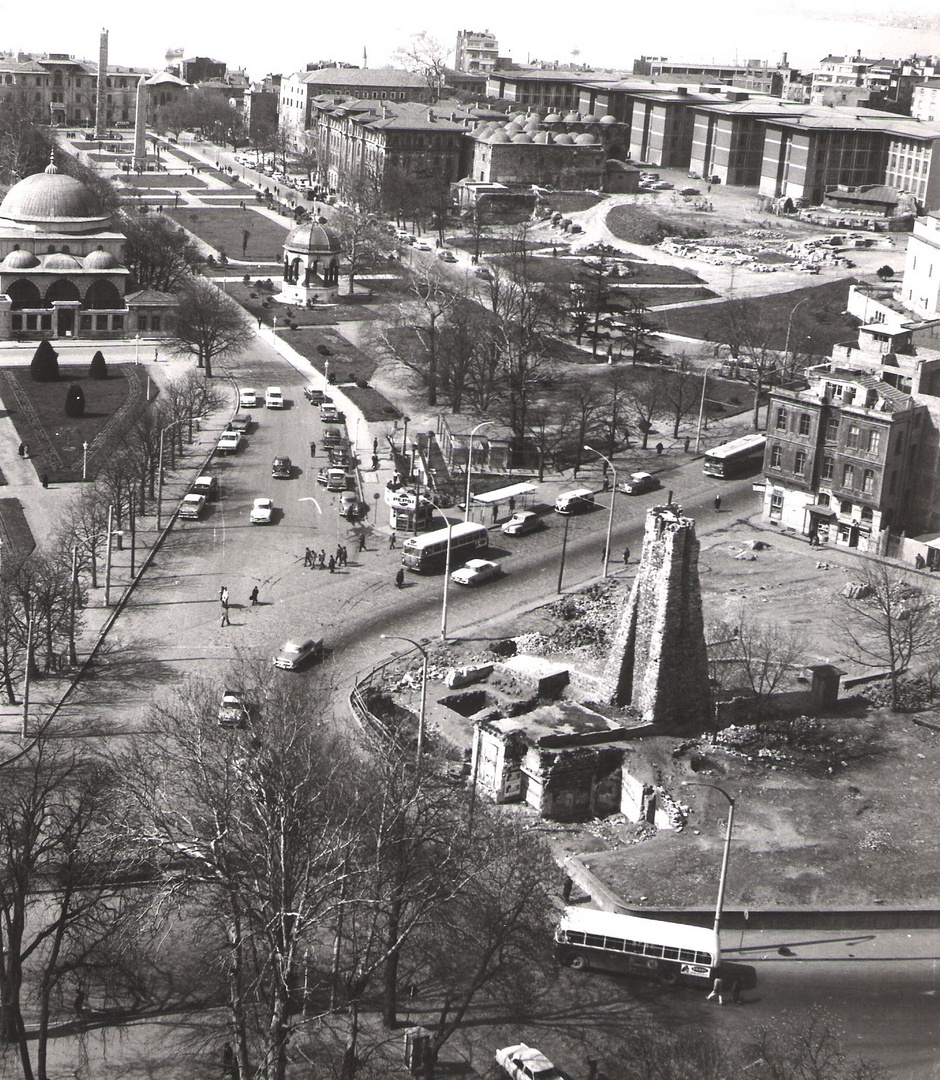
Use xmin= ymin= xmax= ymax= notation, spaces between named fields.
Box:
xmin=703 ymin=434 xmax=766 ymax=479
xmin=401 ymin=521 xmax=489 ymax=572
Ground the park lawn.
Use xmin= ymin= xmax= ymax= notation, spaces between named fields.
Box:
xmin=0 ymin=364 xmax=149 ymax=484
xmin=620 ymin=260 xmax=704 ymax=285
xmin=168 ymin=207 xmax=289 ymax=260
xmin=658 ymin=278 xmax=861 ymax=352
xmin=117 ymin=174 xmax=207 ymax=189
xmin=612 ymin=285 xmax=718 ymax=307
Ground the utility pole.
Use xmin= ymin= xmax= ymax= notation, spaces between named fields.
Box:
xmin=104 ymin=504 xmax=114 ymax=607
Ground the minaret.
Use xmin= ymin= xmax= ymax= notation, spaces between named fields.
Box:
xmin=363 ymin=46 xmax=368 ymax=69
xmin=94 ymin=28 xmax=108 ymax=139
xmin=133 ymin=75 xmax=148 ymax=171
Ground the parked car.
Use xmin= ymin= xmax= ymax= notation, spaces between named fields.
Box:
xmin=495 ymin=1045 xmax=561 ymax=1080
xmin=228 ymin=413 xmax=252 ymax=432
xmin=338 ymin=491 xmax=361 ymax=518
xmin=317 ymin=467 xmax=348 ymax=491
xmin=272 ymin=456 xmax=293 ymax=479
xmin=217 ymin=431 xmax=244 ymax=454
xmin=249 ymin=497 xmax=274 ymax=524
xmin=652 ymin=181 xmax=674 ymax=190
xmin=179 ymin=493 xmax=206 ymax=519
xmin=438 ymin=250 xmax=457 ymax=263
xmin=322 ymin=410 xmax=346 ymax=424
xmin=238 ymin=388 xmax=258 ymax=408
xmin=328 ymin=445 xmax=350 ymax=466
xmin=501 ymin=510 xmax=543 ymax=537
xmin=322 ymin=427 xmax=345 ymax=446
xmin=451 ymin=558 xmax=503 ymax=586
xmin=620 ymin=471 xmax=660 ymax=495
xmin=303 ymin=386 xmax=328 ymax=404
xmin=474 ymin=267 xmax=492 ymax=278
xmin=191 ymin=475 xmax=217 ymax=499
xmin=414 ymin=241 xmax=432 ymax=252
xmin=218 ymin=690 xmax=250 ymax=728
xmin=273 ymin=637 xmax=323 ymax=670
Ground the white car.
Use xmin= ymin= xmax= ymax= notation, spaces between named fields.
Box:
xmin=179 ymin=493 xmax=206 ymax=520
xmin=217 ymin=431 xmax=244 ymax=454
xmin=249 ymin=498 xmax=274 ymax=524
xmin=620 ymin=471 xmax=660 ymax=495
xmin=450 ymin=559 xmax=503 ymax=587
xmin=273 ymin=637 xmax=323 ymax=670
xmin=238 ymin=388 xmax=258 ymax=408
xmin=413 ymin=241 xmax=432 ymax=251
xmin=495 ymin=1045 xmax=562 ymax=1080
xmin=265 ymin=386 xmax=284 ymax=409
xmin=502 ymin=511 xmax=542 ymax=537
xmin=218 ymin=690 xmax=250 ymax=728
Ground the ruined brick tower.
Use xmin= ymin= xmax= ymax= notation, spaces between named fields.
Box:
xmin=602 ymin=505 xmax=711 ymax=730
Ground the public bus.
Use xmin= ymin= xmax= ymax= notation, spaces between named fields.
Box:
xmin=703 ymin=433 xmax=767 ymax=479
xmin=553 ymin=906 xmax=756 ymax=990
xmin=401 ymin=521 xmax=489 ymax=573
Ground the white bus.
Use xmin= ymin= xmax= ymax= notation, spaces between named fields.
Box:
xmin=554 ymin=906 xmax=756 ymax=990
xmin=401 ymin=521 xmax=489 ymax=573
xmin=703 ymin=433 xmax=767 ymax=479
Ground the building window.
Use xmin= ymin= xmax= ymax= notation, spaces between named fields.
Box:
xmin=770 ymin=444 xmax=782 ymax=469
xmin=860 ymin=506 xmax=874 ymax=522
xmin=138 ymin=316 xmax=148 ymax=331
xmin=769 ymin=492 xmax=783 ymax=520
xmin=867 ymin=429 xmax=881 ymax=453
xmin=825 ymin=417 xmax=839 ymax=442
xmin=821 ymin=456 xmax=834 ymax=480
xmin=818 ymin=492 xmax=830 ymax=506
xmin=775 ymin=407 xmax=787 ymax=431
xmin=847 ymin=423 xmax=860 ymax=448
xmin=843 ymin=464 xmax=855 ymax=488
xmin=841 ymin=499 xmax=853 ymax=515
xmin=798 ymin=413 xmax=811 ymax=436
xmin=151 ymin=315 xmax=161 ymax=331
xmin=862 ymin=469 xmax=875 ymax=494
xmin=794 ymin=450 xmax=807 ymax=473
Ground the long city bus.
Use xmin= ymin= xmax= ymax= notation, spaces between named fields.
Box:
xmin=401 ymin=521 xmax=489 ymax=572
xmin=703 ymin=433 xmax=767 ymax=479
xmin=554 ymin=906 xmax=756 ymax=990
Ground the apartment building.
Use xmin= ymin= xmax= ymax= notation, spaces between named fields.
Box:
xmin=455 ymin=30 xmax=499 ymax=74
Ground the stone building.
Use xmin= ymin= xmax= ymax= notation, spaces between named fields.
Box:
xmin=0 ymin=158 xmax=132 ymax=340
xmin=602 ymin=506 xmax=712 ymax=731
xmin=454 ymin=30 xmax=500 ymax=75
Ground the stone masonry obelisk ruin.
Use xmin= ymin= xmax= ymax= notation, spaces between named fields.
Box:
xmin=132 ymin=74 xmax=148 ymax=171
xmin=94 ymin=29 xmax=108 ymax=140
xmin=602 ymin=505 xmax=711 ymax=730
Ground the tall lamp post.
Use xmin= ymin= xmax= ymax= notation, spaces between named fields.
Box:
xmin=682 ymin=781 xmax=736 ymax=937
xmin=695 ymin=358 xmax=726 ymax=454
xmin=584 ymin=445 xmax=617 ymax=577
xmin=464 ymin=420 xmax=494 ymax=522
xmin=783 ymin=296 xmax=810 ymax=369
xmin=380 ymin=634 xmax=428 ymax=761
xmin=156 ymin=417 xmax=186 ymax=531
xmin=425 ymin=499 xmax=454 ymax=642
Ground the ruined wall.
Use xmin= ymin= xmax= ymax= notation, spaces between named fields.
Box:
xmin=601 ymin=505 xmax=711 ymax=730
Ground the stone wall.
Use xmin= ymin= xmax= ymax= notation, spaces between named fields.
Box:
xmin=601 ymin=505 xmax=711 ymax=731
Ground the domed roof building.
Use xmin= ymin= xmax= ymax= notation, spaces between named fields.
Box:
xmin=0 ymin=157 xmax=145 ymax=341
xmin=280 ymin=219 xmax=342 ymax=305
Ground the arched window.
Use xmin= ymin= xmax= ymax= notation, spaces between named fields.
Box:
xmin=7 ymin=279 xmax=43 ymax=309
xmin=83 ymin=280 xmax=123 ymax=310
xmin=45 ymin=279 xmax=82 ymax=304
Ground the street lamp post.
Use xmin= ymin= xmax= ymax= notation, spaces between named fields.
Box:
xmin=424 ymin=499 xmax=453 ymax=642
xmin=584 ymin=445 xmax=617 ymax=577
xmin=135 ymin=334 xmax=140 ymax=366
xmin=380 ymin=635 xmax=428 ymax=761
xmin=82 ymin=440 xmax=89 ymax=481
xmin=695 ymin=359 xmax=725 ymax=454
xmin=783 ymin=296 xmax=810 ymax=368
xmin=156 ymin=417 xmax=186 ymax=531
xmin=682 ymin=781 xmax=736 ymax=936
xmin=464 ymin=420 xmax=494 ymax=522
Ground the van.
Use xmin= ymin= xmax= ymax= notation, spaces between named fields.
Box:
xmin=554 ymin=488 xmax=595 ymax=515
xmin=265 ymin=386 xmax=284 ymax=409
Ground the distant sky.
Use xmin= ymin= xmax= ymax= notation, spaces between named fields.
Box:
xmin=3 ymin=0 xmax=940 ymax=78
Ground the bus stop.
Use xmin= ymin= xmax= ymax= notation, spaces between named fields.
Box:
xmin=468 ymin=483 xmax=537 ymax=524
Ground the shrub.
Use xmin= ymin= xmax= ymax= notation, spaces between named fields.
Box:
xmin=64 ymin=384 xmax=85 ymax=417
xmin=89 ymin=350 xmax=107 ymax=380
xmin=317 ymin=344 xmax=331 ymax=356
xmin=30 ymin=339 xmax=60 ymax=382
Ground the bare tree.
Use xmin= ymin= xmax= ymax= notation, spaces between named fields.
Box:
xmin=660 ymin=357 xmax=701 ymax=438
xmin=613 ymin=296 xmax=660 ymax=363
xmin=120 ymin=212 xmax=203 ymax=293
xmin=392 ymin=34 xmax=450 ymax=101
xmin=837 ymin=561 xmax=940 ymax=710
xmin=747 ymin=1007 xmax=886 ymax=1080
xmin=168 ymin=277 xmax=254 ymax=379
xmin=626 ymin=369 xmax=667 ymax=450
xmin=330 ymin=204 xmax=395 ymax=294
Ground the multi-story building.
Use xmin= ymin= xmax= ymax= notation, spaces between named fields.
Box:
xmin=902 ymin=212 xmax=940 ymax=317
xmin=811 ymin=54 xmax=925 ymax=113
xmin=485 ymin=69 xmax=624 ymax=113
xmin=279 ymin=67 xmax=432 ymax=151
xmin=912 ymin=79 xmax=940 ymax=121
xmin=633 ymin=55 xmax=792 ymax=97
xmin=454 ymin=30 xmax=499 ymax=75
xmin=762 ymin=324 xmax=940 ymax=561
xmin=181 ymin=57 xmax=227 ymax=84
xmin=689 ymin=95 xmax=803 ymax=185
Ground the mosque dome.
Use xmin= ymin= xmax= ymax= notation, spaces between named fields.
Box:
xmin=284 ymin=221 xmax=341 ymax=254
xmin=564 ymin=111 xmax=581 ymax=122
xmin=544 ymin=113 xmax=562 ymax=122
xmin=0 ymin=159 xmax=109 ymax=231
xmin=488 ymin=129 xmax=511 ymax=143
xmin=1 ymin=247 xmax=40 ymax=269
xmin=44 ymin=252 xmax=84 ymax=270
xmin=511 ymin=133 xmax=534 ymax=143
xmin=533 ymin=131 xmax=551 ymax=143
xmin=553 ymin=133 xmax=574 ymax=145
xmin=599 ymin=114 xmax=618 ymax=124
xmin=574 ymin=132 xmax=598 ymax=145
xmin=83 ymin=247 xmax=119 ymax=269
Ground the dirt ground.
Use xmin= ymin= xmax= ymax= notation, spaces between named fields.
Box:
xmin=406 ymin=519 xmax=940 ymax=911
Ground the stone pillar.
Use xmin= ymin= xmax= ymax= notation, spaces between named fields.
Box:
xmin=133 ymin=76 xmax=148 ymax=171
xmin=602 ymin=505 xmax=711 ymax=731
xmin=94 ymin=29 xmax=108 ymax=139
xmin=0 ymin=294 xmax=12 ymax=342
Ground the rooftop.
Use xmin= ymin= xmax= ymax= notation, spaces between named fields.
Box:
xmin=300 ymin=66 xmax=427 ymax=88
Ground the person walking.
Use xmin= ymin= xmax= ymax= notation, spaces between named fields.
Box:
xmin=372 ymin=454 xmax=380 ymax=471
xmin=220 ymin=585 xmax=229 ymax=607
xmin=684 ymin=436 xmax=691 ymax=453
xmin=249 ymin=586 xmax=259 ymax=606
xmin=706 ymin=976 xmax=724 ymax=1004
xmin=373 ymin=437 xmax=379 ymax=455
xmin=395 ymin=568 xmax=405 ymax=589
xmin=318 ymin=550 xmax=326 ymax=569
xmin=310 ymin=440 xmax=316 ymax=458
xmin=328 ymin=555 xmax=336 ymax=573
xmin=359 ymin=533 xmax=366 ymax=552
xmin=389 ymin=532 xmax=397 ymax=550
xmin=304 ymin=547 xmax=314 ymax=567
xmin=17 ymin=443 xmax=24 ymax=458
xmin=623 ymin=545 xmax=630 ymax=564
xmin=714 ymin=494 xmax=722 ymax=512
xmin=336 ymin=544 xmax=343 ymax=564
xmin=40 ymin=473 xmax=49 ymax=489
xmin=220 ymin=606 xmax=230 ymax=627
xmin=508 ymin=496 xmax=516 ymax=514
xmin=340 ymin=545 xmax=348 ymax=567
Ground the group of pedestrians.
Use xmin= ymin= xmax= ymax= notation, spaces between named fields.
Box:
xmin=218 ymin=583 xmax=260 ymax=626
xmin=303 ymin=545 xmax=351 ymax=571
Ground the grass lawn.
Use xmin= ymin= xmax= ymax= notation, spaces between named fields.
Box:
xmin=658 ymin=278 xmax=861 ymax=352
xmin=117 ymin=174 xmax=208 ymax=189
xmin=544 ymin=193 xmax=607 ymax=214
xmin=0 ymin=364 xmax=150 ymax=484
xmin=448 ymin=235 xmax=550 ymax=255
xmin=614 ymin=285 xmax=718 ymax=307
xmin=167 ymin=208 xmax=289 ymax=260
xmin=0 ymin=498 xmax=35 ymax=556
xmin=620 ymin=260 xmax=704 ymax=285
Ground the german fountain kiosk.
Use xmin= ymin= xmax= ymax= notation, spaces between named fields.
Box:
xmin=279 ymin=221 xmax=341 ymax=306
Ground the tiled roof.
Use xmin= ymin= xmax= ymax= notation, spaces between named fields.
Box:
xmin=301 ymin=66 xmax=427 ymax=88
